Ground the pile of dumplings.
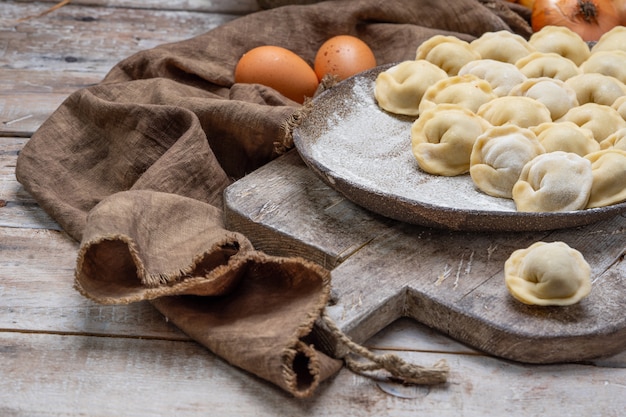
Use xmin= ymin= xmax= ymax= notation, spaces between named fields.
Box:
xmin=374 ymin=25 xmax=626 ymax=213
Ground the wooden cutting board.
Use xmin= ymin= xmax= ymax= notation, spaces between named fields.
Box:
xmin=223 ymin=150 xmax=626 ymax=364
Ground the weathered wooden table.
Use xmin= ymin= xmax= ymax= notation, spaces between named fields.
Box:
xmin=1 ymin=1 xmax=625 ymax=416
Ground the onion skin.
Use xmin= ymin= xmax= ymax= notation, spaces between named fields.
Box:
xmin=612 ymin=0 xmax=626 ymax=23
xmin=532 ymin=0 xmax=620 ymax=41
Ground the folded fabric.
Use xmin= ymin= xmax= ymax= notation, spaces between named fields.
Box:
xmin=15 ymin=0 xmax=530 ymax=397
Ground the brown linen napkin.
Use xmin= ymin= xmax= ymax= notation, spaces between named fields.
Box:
xmin=15 ymin=0 xmax=531 ymax=397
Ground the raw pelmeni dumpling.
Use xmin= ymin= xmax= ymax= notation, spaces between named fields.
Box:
xmin=470 ymin=30 xmax=535 ymax=64
xmin=585 ymin=149 xmax=626 ymax=208
xmin=530 ymin=122 xmax=600 ymax=156
xmin=600 ymin=127 xmax=626 ymax=151
xmin=528 ymin=25 xmax=590 ymax=66
xmin=591 ymin=26 xmax=626 ymax=53
xmin=374 ymin=60 xmax=448 ymax=117
xmin=458 ymin=59 xmax=527 ymax=97
xmin=470 ymin=125 xmax=545 ymax=199
xmin=410 ymin=104 xmax=492 ymax=176
xmin=415 ymin=35 xmax=481 ymax=76
xmin=509 ymin=77 xmax=578 ymax=120
xmin=515 ymin=52 xmax=580 ymax=81
xmin=476 ymin=96 xmax=551 ymax=128
xmin=512 ymin=151 xmax=593 ymax=212
xmin=564 ymin=73 xmax=626 ymax=106
xmin=558 ymin=102 xmax=626 ymax=143
xmin=580 ymin=50 xmax=626 ymax=84
xmin=504 ymin=241 xmax=591 ymax=306
xmin=419 ymin=74 xmax=496 ymax=114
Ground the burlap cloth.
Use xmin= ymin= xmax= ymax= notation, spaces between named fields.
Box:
xmin=15 ymin=0 xmax=531 ymax=398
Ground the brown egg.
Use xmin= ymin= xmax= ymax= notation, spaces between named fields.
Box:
xmin=314 ymin=35 xmax=377 ymax=82
xmin=234 ymin=45 xmax=319 ymax=104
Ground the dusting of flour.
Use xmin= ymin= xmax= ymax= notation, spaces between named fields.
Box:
xmin=304 ymin=77 xmax=516 ymax=212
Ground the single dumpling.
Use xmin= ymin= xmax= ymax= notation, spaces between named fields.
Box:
xmin=415 ymin=35 xmax=481 ymax=76
xmin=528 ymin=25 xmax=591 ymax=66
xmin=476 ymin=96 xmax=551 ymax=128
xmin=530 ymin=121 xmax=600 ymax=156
xmin=515 ymin=52 xmax=580 ymax=81
xmin=591 ymin=26 xmax=626 ymax=53
xmin=410 ymin=104 xmax=492 ymax=176
xmin=600 ymin=127 xmax=626 ymax=151
xmin=470 ymin=124 xmax=545 ymax=199
xmin=580 ymin=50 xmax=626 ymax=84
xmin=564 ymin=73 xmax=626 ymax=106
xmin=558 ymin=102 xmax=626 ymax=143
xmin=458 ymin=59 xmax=527 ymax=96
xmin=512 ymin=151 xmax=593 ymax=212
xmin=584 ymin=149 xmax=626 ymax=208
xmin=504 ymin=241 xmax=592 ymax=306
xmin=509 ymin=77 xmax=578 ymax=120
xmin=419 ymin=74 xmax=496 ymax=114
xmin=374 ymin=60 xmax=448 ymax=116
xmin=471 ymin=30 xmax=535 ymax=64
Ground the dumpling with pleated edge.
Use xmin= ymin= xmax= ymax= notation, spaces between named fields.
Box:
xmin=470 ymin=30 xmax=535 ymax=64
xmin=530 ymin=121 xmax=599 ymax=156
xmin=584 ymin=149 xmax=626 ymax=208
xmin=509 ymin=77 xmax=579 ymax=120
xmin=512 ymin=151 xmax=593 ymax=212
xmin=374 ymin=59 xmax=448 ymax=117
xmin=469 ymin=124 xmax=545 ymax=199
xmin=419 ymin=74 xmax=496 ymax=114
xmin=528 ymin=25 xmax=590 ymax=66
xmin=504 ymin=241 xmax=592 ymax=306
xmin=515 ymin=51 xmax=580 ymax=81
xmin=415 ymin=35 xmax=481 ymax=76
xmin=580 ymin=50 xmax=626 ymax=85
xmin=476 ymin=96 xmax=551 ymax=128
xmin=558 ymin=102 xmax=626 ymax=143
xmin=564 ymin=73 xmax=626 ymax=107
xmin=410 ymin=103 xmax=492 ymax=176
xmin=458 ymin=59 xmax=527 ymax=97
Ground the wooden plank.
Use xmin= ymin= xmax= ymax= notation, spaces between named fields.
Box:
xmin=2 ymin=2 xmax=246 ymax=73
xmin=224 ymin=150 xmax=626 ymax=363
xmin=0 ymin=1 xmax=251 ymax=136
xmin=1 ymin=331 xmax=624 ymax=416
xmin=0 ymin=72 xmax=103 ymax=137
xmin=366 ymin=318 xmax=626 ymax=367
xmin=0 ymin=137 xmax=62 ymax=228
xmin=224 ymin=150 xmax=397 ymax=269
xmin=0 ymin=94 xmax=75 ymax=138
xmin=0 ymin=226 xmax=188 ymax=339
xmin=13 ymin=0 xmax=261 ymax=14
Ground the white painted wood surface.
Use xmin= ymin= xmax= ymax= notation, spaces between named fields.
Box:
xmin=1 ymin=1 xmax=625 ymax=415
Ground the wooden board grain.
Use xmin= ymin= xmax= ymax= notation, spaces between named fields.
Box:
xmin=224 ymin=150 xmax=396 ymax=269
xmin=2 ymin=329 xmax=625 ymax=417
xmin=17 ymin=0 xmax=260 ymax=14
xmin=224 ymin=150 xmax=626 ymax=364
xmin=0 ymin=226 xmax=189 ymax=339
xmin=0 ymin=137 xmax=63 ymax=229
xmin=0 ymin=1 xmax=249 ymax=136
